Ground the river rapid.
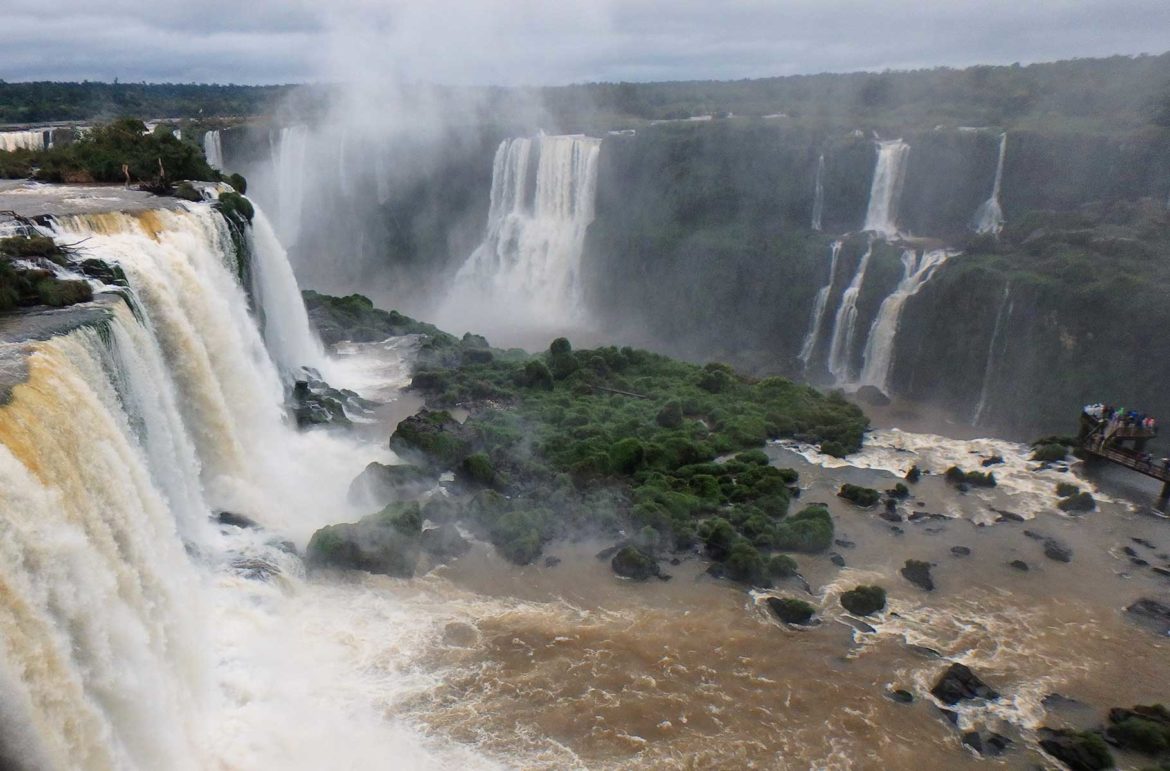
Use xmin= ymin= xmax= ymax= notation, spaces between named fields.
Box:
xmin=267 ymin=339 xmax=1170 ymax=770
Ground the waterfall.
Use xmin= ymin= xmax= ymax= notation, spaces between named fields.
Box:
xmin=0 ymin=199 xmax=463 ymax=768
xmin=862 ymin=140 xmax=910 ymax=238
xmin=798 ymin=240 xmax=842 ymax=369
xmin=972 ymin=132 xmax=1008 ymax=235
xmin=972 ymin=283 xmax=1013 ymax=426
xmin=0 ymin=129 xmax=49 ymax=152
xmin=270 ymin=125 xmax=309 ymax=246
xmin=858 ymin=248 xmax=954 ymax=391
xmin=443 ymin=134 xmax=602 ymax=332
xmin=247 ymin=206 xmax=326 ymax=376
xmin=811 ymin=154 xmax=825 ymax=231
xmin=203 ymin=130 xmax=224 ymax=171
xmin=826 ymin=242 xmax=874 ymax=383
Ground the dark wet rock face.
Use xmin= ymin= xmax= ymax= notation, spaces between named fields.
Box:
xmin=1043 ymin=537 xmax=1073 ymax=563
xmin=887 ymin=689 xmax=914 ymax=704
xmin=901 ymin=559 xmax=934 ymax=591
xmin=1037 ymin=728 xmax=1114 ymax=771
xmin=1009 ymin=559 xmax=1029 ymax=572
xmin=214 ymin=511 xmax=258 ymax=529
xmin=950 ymin=546 xmax=971 ymax=557
xmin=840 ymin=585 xmax=886 ymax=616
xmin=348 ymin=462 xmax=436 ymax=506
xmin=930 ymin=663 xmax=1000 ymax=706
xmin=1126 ymin=598 xmax=1170 ymax=634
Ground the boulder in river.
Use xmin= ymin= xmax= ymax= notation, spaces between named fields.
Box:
xmin=1037 ymin=728 xmax=1114 ymax=771
xmin=306 ymin=501 xmax=423 ymax=578
xmin=950 ymin=546 xmax=971 ymax=557
xmin=420 ymin=523 xmax=471 ymax=560
xmin=930 ymin=663 xmax=1000 ymax=705
xmin=348 ymin=461 xmax=436 ymax=506
xmin=840 ymin=585 xmax=887 ymax=616
xmin=1009 ymin=559 xmax=1030 ymax=571
xmin=389 ymin=409 xmax=474 ymax=469
xmin=1043 ymin=537 xmax=1073 ymax=563
xmin=766 ymin=597 xmax=816 ymax=625
xmin=611 ymin=546 xmax=661 ymax=581
xmin=901 ymin=559 xmax=934 ymax=591
xmin=214 ymin=511 xmax=258 ymax=529
xmin=1125 ymin=598 xmax=1170 ymax=634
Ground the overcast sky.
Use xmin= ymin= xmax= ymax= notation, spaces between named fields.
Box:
xmin=2 ymin=0 xmax=1169 ymax=85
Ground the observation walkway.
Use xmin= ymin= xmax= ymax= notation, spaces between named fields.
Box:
xmin=1079 ymin=417 xmax=1170 ymax=500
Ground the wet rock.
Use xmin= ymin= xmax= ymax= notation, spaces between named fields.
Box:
xmin=543 ymin=556 xmax=561 ymax=568
xmin=879 ymin=507 xmax=903 ymax=523
xmin=840 ymin=585 xmax=886 ymax=616
xmin=595 ymin=544 xmax=623 ymax=561
xmin=348 ymin=462 xmax=435 ymax=506
xmin=669 ymin=557 xmax=681 ymax=566
xmin=981 ymin=455 xmax=1004 ymax=467
xmin=905 ymin=465 xmax=922 ymax=483
xmin=1057 ymin=492 xmax=1096 ymax=513
xmin=908 ymin=511 xmax=948 ymax=522
xmin=389 ymin=409 xmax=474 ymax=469
xmin=291 ymin=379 xmax=353 ymax=428
xmin=214 ymin=511 xmax=258 ymax=529
xmin=834 ymin=539 xmax=856 ymax=549
xmin=829 ymin=552 xmax=846 ymax=567
xmin=1125 ymin=598 xmax=1170 ymax=633
xmin=957 ymin=482 xmax=970 ymax=493
xmin=1131 ymin=557 xmax=1150 ymax=567
xmin=887 ymin=689 xmax=914 ymax=704
xmin=950 ymin=546 xmax=971 ymax=557
xmin=984 ymin=733 xmax=1012 ymax=757
xmin=420 ymin=524 xmax=471 ymax=560
xmin=992 ymin=508 xmax=1025 ymax=523
xmin=306 ymin=502 xmax=423 ymax=578
xmin=890 ymin=525 xmax=904 ymax=535
xmin=901 ymin=559 xmax=934 ymax=591
xmin=705 ymin=562 xmax=727 ymax=579
xmin=961 ymin=731 xmax=983 ymax=754
xmin=230 ymin=556 xmax=281 ymax=581
xmin=887 ymin=483 xmax=911 ymax=499
xmin=1037 ymin=728 xmax=1114 ymax=771
xmin=1043 ymin=538 xmax=1073 ymax=563
xmin=611 ymin=546 xmax=660 ymax=581
xmin=1152 ymin=566 xmax=1170 ymax=578
xmin=766 ymin=597 xmax=816 ymax=625
xmin=907 ymin=644 xmax=942 ymax=658
xmin=1009 ymin=559 xmax=1030 ymax=571
xmin=1023 ymin=529 xmax=1045 ymax=540
xmin=1132 ymin=537 xmax=1157 ymax=549
xmin=930 ymin=663 xmax=1000 ymax=705
xmin=1123 ymin=546 xmax=1139 ymax=557
xmin=938 ymin=708 xmax=959 ymax=725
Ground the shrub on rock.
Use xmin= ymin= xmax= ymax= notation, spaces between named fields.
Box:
xmin=773 ymin=505 xmax=834 ymax=553
xmin=1032 ymin=443 xmax=1068 ymax=462
xmin=1057 ymin=492 xmax=1096 ymax=512
xmin=611 ymin=545 xmax=660 ymax=580
xmin=1038 ymin=729 xmax=1113 ymax=771
xmin=766 ymin=597 xmax=816 ymax=625
xmin=840 ymin=585 xmax=887 ymax=616
xmin=838 ymin=483 xmax=881 ymax=507
xmin=768 ymin=554 xmax=798 ymax=578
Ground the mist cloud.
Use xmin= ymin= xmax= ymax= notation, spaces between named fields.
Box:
xmin=2 ymin=0 xmax=1167 ymax=85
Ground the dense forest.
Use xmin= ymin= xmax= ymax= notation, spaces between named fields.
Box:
xmin=3 ymin=52 xmax=1168 ymax=135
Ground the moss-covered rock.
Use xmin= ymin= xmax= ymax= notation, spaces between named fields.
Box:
xmin=766 ymin=597 xmax=816 ymax=625
xmin=390 ymin=409 xmax=473 ymax=469
xmin=838 ymin=483 xmax=881 ymax=507
xmin=1057 ymin=491 xmax=1096 ymax=512
xmin=306 ymin=502 xmax=423 ymax=577
xmin=944 ymin=466 xmax=997 ymax=488
xmin=611 ymin=545 xmax=660 ymax=580
xmin=1032 ymin=443 xmax=1069 ymax=462
xmin=348 ymin=462 xmax=435 ymax=506
xmin=1038 ymin=729 xmax=1114 ymax=771
xmin=840 ymin=585 xmax=887 ymax=616
xmin=901 ymin=559 xmax=934 ymax=591
xmin=768 ymin=554 xmax=799 ymax=578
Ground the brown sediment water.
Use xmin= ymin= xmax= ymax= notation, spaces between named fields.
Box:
xmin=321 ymin=432 xmax=1170 ymax=769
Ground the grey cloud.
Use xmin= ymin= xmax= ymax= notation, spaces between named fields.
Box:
xmin=0 ymin=0 xmax=1167 ymax=85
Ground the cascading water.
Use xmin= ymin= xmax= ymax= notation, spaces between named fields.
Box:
xmin=0 ymin=200 xmax=472 ymax=769
xmin=826 ymin=242 xmax=873 ymax=383
xmin=247 ymin=206 xmax=326 ymax=377
xmin=811 ymin=154 xmax=825 ymax=231
xmin=798 ymin=240 xmax=842 ymax=369
xmin=972 ymin=283 xmax=1014 ymax=426
xmin=203 ymin=130 xmax=224 ymax=171
xmin=442 ymin=134 xmax=602 ymax=335
xmin=862 ymin=140 xmax=910 ymax=238
xmin=270 ymin=125 xmax=309 ymax=246
xmin=972 ymin=132 xmax=1008 ymax=235
xmin=0 ymin=129 xmax=49 ymax=152
xmin=858 ymin=248 xmax=954 ymax=391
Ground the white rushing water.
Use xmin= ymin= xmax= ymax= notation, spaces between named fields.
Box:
xmin=441 ymin=134 xmax=602 ymax=336
xmin=972 ymin=283 xmax=1014 ymax=427
xmin=858 ymin=248 xmax=954 ymax=391
xmin=247 ymin=206 xmax=327 ymax=377
xmin=0 ymin=202 xmax=479 ymax=769
xmin=797 ymin=240 xmax=842 ymax=370
xmin=0 ymin=129 xmax=50 ymax=153
xmin=826 ymin=242 xmax=873 ymax=383
xmin=811 ymin=153 xmax=825 ymax=231
xmin=972 ymin=132 xmax=1008 ymax=235
xmin=203 ymin=130 xmax=224 ymax=171
xmin=270 ymin=125 xmax=310 ymax=246
xmin=862 ymin=140 xmax=910 ymax=238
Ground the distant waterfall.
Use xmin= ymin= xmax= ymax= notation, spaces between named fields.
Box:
xmin=270 ymin=125 xmax=309 ymax=246
xmin=811 ymin=154 xmax=825 ymax=231
xmin=862 ymin=140 xmax=910 ymax=238
xmin=444 ymin=134 xmax=602 ymax=332
xmin=247 ymin=206 xmax=326 ymax=376
xmin=972 ymin=283 xmax=1013 ymax=426
xmin=0 ymin=129 xmax=50 ymax=152
xmin=858 ymin=248 xmax=954 ymax=391
xmin=203 ymin=130 xmax=224 ymax=170
xmin=972 ymin=132 xmax=1007 ymax=235
xmin=798 ymin=240 xmax=842 ymax=369
xmin=826 ymin=242 xmax=874 ymax=383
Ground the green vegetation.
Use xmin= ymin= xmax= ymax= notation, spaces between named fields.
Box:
xmin=838 ymin=483 xmax=881 ymax=507
xmin=766 ymin=597 xmax=816 ymax=625
xmin=1038 ymin=729 xmax=1114 ymax=771
xmin=840 ymin=585 xmax=887 ymax=616
xmin=1107 ymin=705 xmax=1170 ymax=758
xmin=0 ymin=234 xmax=93 ymax=312
xmin=1056 ymin=482 xmax=1081 ymax=498
xmin=308 ymin=297 xmax=867 ymax=579
xmin=1032 ymin=443 xmax=1069 ymax=462
xmin=1058 ymin=491 xmax=1096 ymax=512
xmin=302 ymin=290 xmax=456 ymax=346
xmin=944 ymin=466 xmax=998 ymax=488
xmin=0 ymin=118 xmax=215 ymax=187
